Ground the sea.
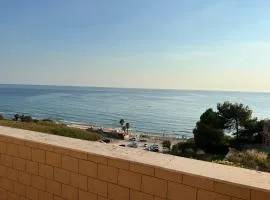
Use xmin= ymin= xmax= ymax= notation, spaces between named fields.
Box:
xmin=0 ymin=84 xmax=270 ymax=138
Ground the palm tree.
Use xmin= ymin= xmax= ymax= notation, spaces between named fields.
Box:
xmin=122 ymin=126 xmax=127 ymax=134
xmin=119 ymin=119 xmax=125 ymax=127
xmin=14 ymin=114 xmax=20 ymax=121
xmin=125 ymin=123 xmax=130 ymax=135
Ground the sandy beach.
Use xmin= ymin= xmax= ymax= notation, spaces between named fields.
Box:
xmin=68 ymin=123 xmax=185 ymax=152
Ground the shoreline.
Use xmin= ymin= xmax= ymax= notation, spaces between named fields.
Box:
xmin=67 ymin=123 xmax=187 ymax=146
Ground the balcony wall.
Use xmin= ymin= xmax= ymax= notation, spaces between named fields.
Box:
xmin=0 ymin=126 xmax=269 ymax=200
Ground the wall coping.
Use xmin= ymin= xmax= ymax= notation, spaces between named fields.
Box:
xmin=0 ymin=125 xmax=269 ymax=192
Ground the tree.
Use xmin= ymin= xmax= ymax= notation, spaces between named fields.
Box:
xmin=162 ymin=140 xmax=171 ymax=149
xmin=119 ymin=119 xmax=125 ymax=126
xmin=240 ymin=118 xmax=263 ymax=142
xmin=200 ymin=109 xmax=225 ymax=129
xmin=122 ymin=126 xmax=127 ymax=134
xmin=193 ymin=109 xmax=225 ymax=152
xmin=14 ymin=114 xmax=20 ymax=121
xmin=125 ymin=123 xmax=130 ymax=134
xmin=217 ymin=102 xmax=252 ymax=138
xmin=0 ymin=114 xmax=3 ymax=120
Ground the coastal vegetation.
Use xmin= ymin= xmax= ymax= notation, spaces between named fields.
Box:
xmin=162 ymin=140 xmax=171 ymax=149
xmin=119 ymin=119 xmax=131 ymax=134
xmin=170 ymin=101 xmax=270 ymax=172
xmin=0 ymin=115 xmax=100 ymax=141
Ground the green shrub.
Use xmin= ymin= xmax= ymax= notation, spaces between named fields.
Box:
xmin=42 ymin=119 xmax=55 ymax=123
xmin=0 ymin=114 xmax=4 ymax=120
xmin=170 ymin=141 xmax=196 ymax=156
xmin=213 ymin=160 xmax=244 ymax=168
xmin=0 ymin=120 xmax=100 ymax=141
xmin=162 ymin=140 xmax=171 ymax=149
xmin=21 ymin=115 xmax=33 ymax=122
xmin=227 ymin=149 xmax=269 ymax=170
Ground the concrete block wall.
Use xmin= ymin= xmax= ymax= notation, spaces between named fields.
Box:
xmin=0 ymin=128 xmax=269 ymax=200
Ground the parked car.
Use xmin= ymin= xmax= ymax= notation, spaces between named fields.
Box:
xmin=129 ymin=137 xmax=136 ymax=141
xmin=127 ymin=142 xmax=138 ymax=148
xmin=149 ymin=144 xmax=159 ymax=152
xmin=139 ymin=139 xmax=147 ymax=142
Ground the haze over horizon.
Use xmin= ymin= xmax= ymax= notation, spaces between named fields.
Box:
xmin=1 ymin=0 xmax=270 ymax=92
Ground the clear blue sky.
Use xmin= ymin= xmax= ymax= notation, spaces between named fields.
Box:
xmin=1 ymin=0 xmax=270 ymax=91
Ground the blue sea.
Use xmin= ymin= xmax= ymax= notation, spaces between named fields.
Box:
xmin=0 ymin=84 xmax=270 ymax=138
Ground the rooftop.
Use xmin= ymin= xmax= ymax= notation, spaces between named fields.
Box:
xmin=0 ymin=125 xmax=269 ymax=193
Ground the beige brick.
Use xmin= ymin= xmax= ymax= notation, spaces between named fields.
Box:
xmin=108 ymin=158 xmax=130 ymax=170
xmin=7 ymin=192 xmax=19 ymax=200
xmin=79 ymin=160 xmax=98 ymax=178
xmin=108 ymin=184 xmax=129 ymax=200
xmin=12 ymin=138 xmax=25 ymax=145
xmin=70 ymin=172 xmax=87 ymax=190
xmin=130 ymin=163 xmax=154 ymax=176
xmin=53 ymin=146 xmax=70 ymax=156
xmin=38 ymin=190 xmax=54 ymax=200
xmin=32 ymin=148 xmax=45 ymax=163
xmin=46 ymin=151 xmax=61 ymax=167
xmin=98 ymin=164 xmax=118 ymax=183
xmin=88 ymin=154 xmax=108 ymax=165
xmin=155 ymin=168 xmax=182 ymax=183
xmin=53 ymin=196 xmax=65 ymax=200
xmin=7 ymin=168 xmax=18 ymax=181
xmin=18 ymin=145 xmax=32 ymax=160
xmin=79 ymin=190 xmax=98 ymax=200
xmin=251 ymin=190 xmax=270 ymax=200
xmin=38 ymin=143 xmax=55 ymax=152
xmin=168 ymin=182 xmax=196 ymax=200
xmin=6 ymin=143 xmax=18 ymax=156
xmin=214 ymin=182 xmax=250 ymax=200
xmin=0 ymin=165 xmax=7 ymax=177
xmin=31 ymin=175 xmax=46 ymax=190
xmin=24 ymin=141 xmax=39 ymax=148
xmin=1 ymin=154 xmax=13 ymax=167
xmin=39 ymin=163 xmax=54 ymax=179
xmin=19 ymin=171 xmax=31 ymax=185
xmin=154 ymin=197 xmax=166 ymax=200
xmin=130 ymin=190 xmax=154 ymax=200
xmin=62 ymin=184 xmax=78 ymax=200
xmin=54 ymin=168 xmax=70 ymax=184
xmin=118 ymin=169 xmax=141 ymax=190
xmin=197 ymin=189 xmax=230 ymax=200
xmin=141 ymin=176 xmax=167 ymax=198
xmin=1 ymin=178 xmax=13 ymax=191
xmin=26 ymin=186 xmax=39 ymax=200
xmin=70 ymin=150 xmax=88 ymax=160
xmin=12 ymin=157 xmax=26 ymax=171
xmin=88 ymin=177 xmax=108 ymax=197
xmin=183 ymin=174 xmax=214 ymax=191
xmin=98 ymin=196 xmax=107 ymax=200
xmin=46 ymin=179 xmax=61 ymax=196
xmin=0 ymin=142 xmax=6 ymax=153
xmin=0 ymin=135 xmax=7 ymax=141
xmin=26 ymin=161 xmax=38 ymax=175
xmin=62 ymin=155 xmax=78 ymax=172
xmin=0 ymin=188 xmax=8 ymax=200
xmin=14 ymin=182 xmax=26 ymax=196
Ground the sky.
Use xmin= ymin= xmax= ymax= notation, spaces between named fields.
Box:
xmin=1 ymin=0 xmax=270 ymax=92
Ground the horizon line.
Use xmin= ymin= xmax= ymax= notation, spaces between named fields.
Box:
xmin=0 ymin=82 xmax=269 ymax=94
